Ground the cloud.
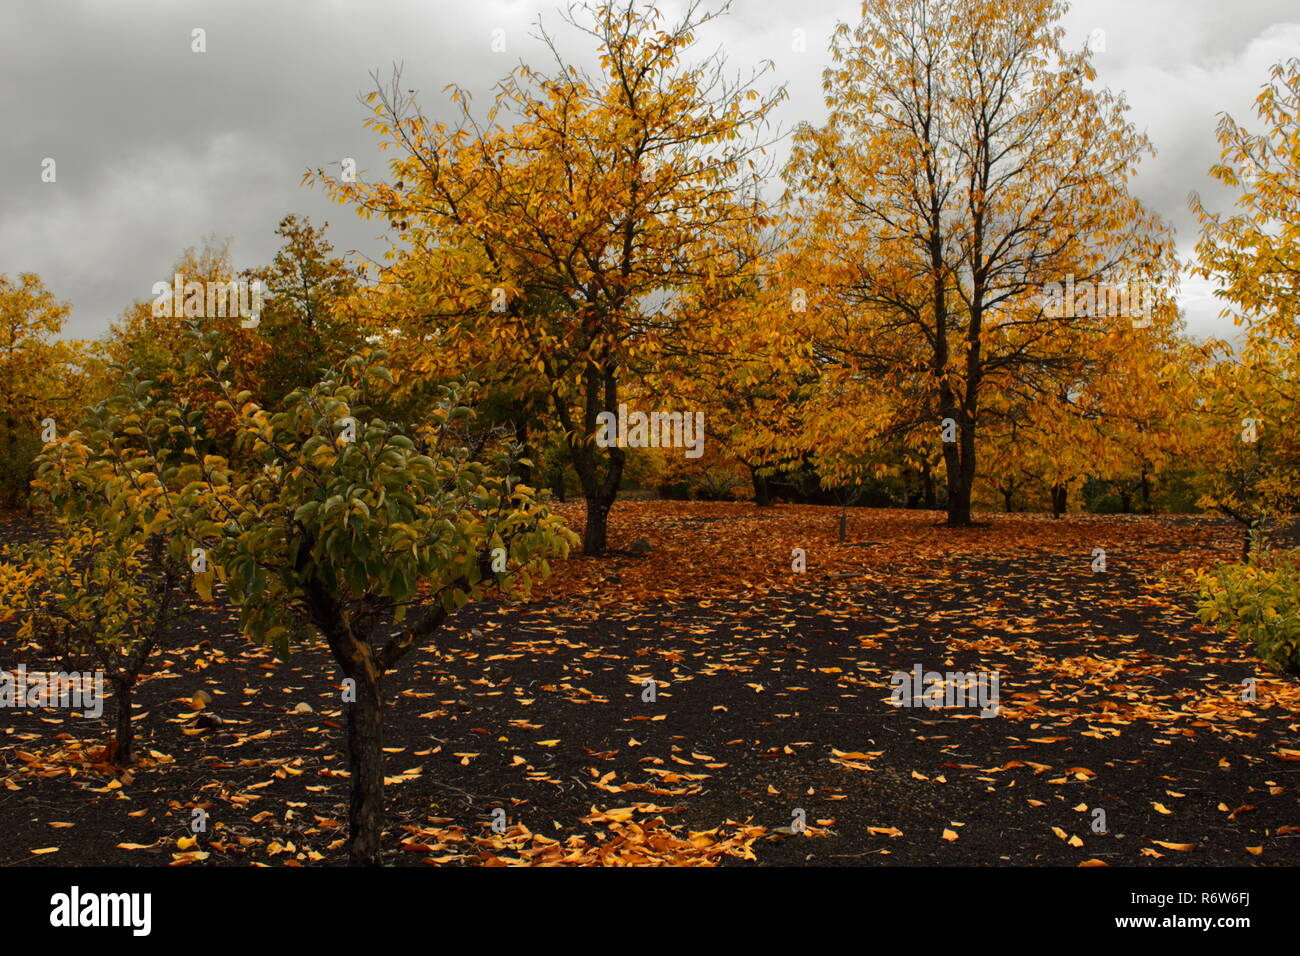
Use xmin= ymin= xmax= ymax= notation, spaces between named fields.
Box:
xmin=0 ymin=0 xmax=1295 ymax=341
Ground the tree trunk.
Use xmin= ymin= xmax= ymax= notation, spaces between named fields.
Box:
xmin=1050 ymin=484 xmax=1067 ymax=519
xmin=111 ymin=678 xmax=133 ymax=767
xmin=749 ymin=464 xmax=771 ymax=507
xmin=947 ymin=287 xmax=985 ymax=527
xmin=583 ymin=494 xmax=615 ymax=555
xmin=921 ymin=460 xmax=936 ymax=510
xmin=1241 ymin=517 xmax=1264 ymax=563
xmin=941 ymin=415 xmax=977 ymax=527
xmin=561 ymin=365 xmax=625 ymax=556
xmin=344 ymin=663 xmax=385 ymax=866
xmin=514 ymin=418 xmax=533 ymax=486
xmin=574 ymin=431 xmax=624 ymax=555
xmin=1002 ymin=484 xmax=1014 ymax=512
xmin=947 ymin=482 xmax=972 ymax=525
xmin=324 ymin=625 xmax=387 ymax=867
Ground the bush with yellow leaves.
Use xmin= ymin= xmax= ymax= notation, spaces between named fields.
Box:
xmin=0 ymin=524 xmax=192 ymax=765
xmin=0 ymin=363 xmax=209 ymax=765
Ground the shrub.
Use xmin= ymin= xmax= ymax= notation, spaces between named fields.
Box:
xmin=0 ymin=523 xmax=191 ymax=764
xmin=0 ymin=365 xmax=207 ymax=764
xmin=1195 ymin=550 xmax=1300 ymax=674
xmin=0 ymin=433 xmax=41 ymax=510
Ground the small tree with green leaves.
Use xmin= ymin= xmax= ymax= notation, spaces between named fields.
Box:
xmin=186 ymin=346 xmax=575 ymax=865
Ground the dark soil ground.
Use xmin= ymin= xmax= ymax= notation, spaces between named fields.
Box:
xmin=1 ymin=504 xmax=1296 ymax=866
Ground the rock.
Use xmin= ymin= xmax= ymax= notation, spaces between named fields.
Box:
xmin=192 ymin=712 xmax=224 ymax=730
xmin=292 ymin=702 xmax=313 ymax=714
xmin=629 ymin=538 xmax=652 ymax=556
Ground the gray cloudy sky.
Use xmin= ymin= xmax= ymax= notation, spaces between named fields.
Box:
xmin=2 ymin=0 xmax=1297 ymax=341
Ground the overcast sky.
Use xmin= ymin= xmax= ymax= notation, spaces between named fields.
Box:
xmin=2 ymin=0 xmax=1297 ymax=342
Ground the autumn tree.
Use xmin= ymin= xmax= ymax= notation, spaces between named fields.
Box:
xmin=1190 ymin=57 xmax=1300 ymax=557
xmin=315 ymin=0 xmax=784 ymax=553
xmin=244 ymin=215 xmax=366 ymax=409
xmin=978 ymin=317 xmax=1195 ymax=516
xmin=785 ymin=0 xmax=1176 ymax=526
xmin=1193 ymin=57 xmax=1300 ymax=354
xmin=645 ymin=220 xmax=814 ymax=505
xmin=0 ymin=273 xmax=103 ymax=509
xmin=106 ymin=239 xmax=268 ymax=451
xmin=1186 ymin=338 xmax=1300 ymax=559
xmin=107 ymin=239 xmax=256 ymax=381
